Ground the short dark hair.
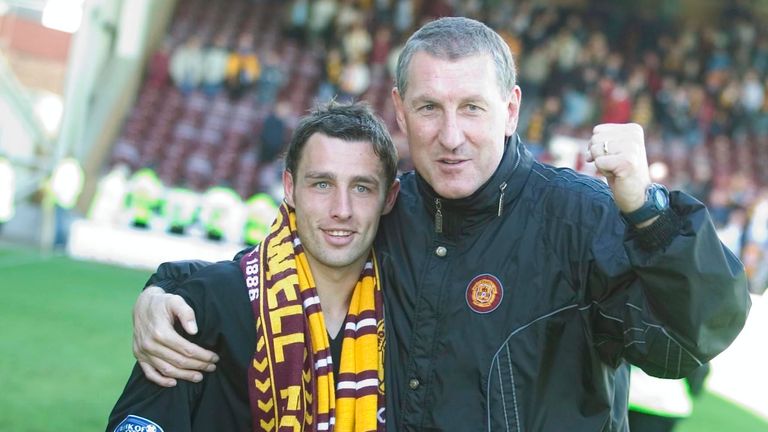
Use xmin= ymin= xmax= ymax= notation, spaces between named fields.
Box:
xmin=396 ymin=17 xmax=516 ymax=97
xmin=285 ymin=101 xmax=398 ymax=187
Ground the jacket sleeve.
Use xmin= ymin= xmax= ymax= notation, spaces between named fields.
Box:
xmin=144 ymin=247 xmax=253 ymax=292
xmin=587 ymin=191 xmax=750 ymax=378
xmin=145 ymin=260 xmax=215 ymax=292
xmin=107 ymin=272 xmax=217 ymax=432
xmin=106 ymin=363 xmax=201 ymax=432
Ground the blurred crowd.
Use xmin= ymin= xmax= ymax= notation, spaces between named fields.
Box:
xmin=130 ymin=0 xmax=768 ymax=292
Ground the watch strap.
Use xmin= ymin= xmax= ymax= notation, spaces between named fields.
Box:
xmin=621 ymin=184 xmax=669 ymax=226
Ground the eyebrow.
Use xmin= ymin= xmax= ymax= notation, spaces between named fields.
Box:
xmin=303 ymin=171 xmax=382 ymax=187
xmin=303 ymin=171 xmax=335 ymax=180
xmin=351 ymin=175 xmax=381 ymax=187
xmin=409 ymin=94 xmax=437 ymax=106
xmin=410 ymin=93 xmax=488 ymax=106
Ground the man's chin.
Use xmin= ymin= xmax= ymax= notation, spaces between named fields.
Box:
xmin=433 ymin=183 xmax=476 ymax=200
xmin=318 ymin=253 xmax=365 ymax=270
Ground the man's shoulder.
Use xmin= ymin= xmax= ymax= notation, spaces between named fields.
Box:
xmin=524 ymin=161 xmax=620 ymax=228
xmin=182 ymin=260 xmax=244 ymax=294
xmin=528 ymin=161 xmax=613 ymax=204
xmin=177 ymin=259 xmax=250 ymax=336
xmin=193 ymin=258 xmax=242 ymax=277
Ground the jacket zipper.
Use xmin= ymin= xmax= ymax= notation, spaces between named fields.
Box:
xmin=436 ymin=182 xmax=506 ymax=232
xmin=497 ymin=182 xmax=507 ymax=216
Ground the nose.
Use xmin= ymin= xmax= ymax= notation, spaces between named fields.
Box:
xmin=331 ymin=189 xmax=352 ymax=220
xmin=438 ymin=112 xmax=463 ymax=151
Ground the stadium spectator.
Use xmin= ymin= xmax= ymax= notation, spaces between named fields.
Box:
xmin=307 ymin=0 xmax=337 ymax=45
xmin=338 ymin=54 xmax=371 ymax=100
xmin=257 ymin=101 xmax=290 ymax=164
xmin=200 ymin=35 xmax=230 ymax=96
xmin=342 ymin=19 xmax=372 ymax=62
xmin=255 ymin=49 xmax=285 ymax=106
xmin=169 ymin=36 xmax=205 ymax=95
xmin=225 ymin=34 xmax=260 ymax=100
xmin=315 ymin=47 xmax=343 ymax=103
xmin=392 ymin=0 xmax=413 ymax=37
xmin=370 ymin=25 xmax=393 ymax=71
xmin=146 ymin=38 xmax=173 ymax=87
xmin=334 ymin=0 xmax=365 ymax=35
xmin=286 ymin=0 xmax=309 ymax=40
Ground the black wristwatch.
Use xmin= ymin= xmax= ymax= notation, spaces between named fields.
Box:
xmin=621 ymin=183 xmax=670 ymax=226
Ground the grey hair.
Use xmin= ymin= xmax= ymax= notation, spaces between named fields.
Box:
xmin=395 ymin=17 xmax=517 ymax=97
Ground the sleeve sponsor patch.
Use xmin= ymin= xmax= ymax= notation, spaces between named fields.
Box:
xmin=114 ymin=415 xmax=164 ymax=432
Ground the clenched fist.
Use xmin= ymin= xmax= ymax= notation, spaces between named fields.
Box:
xmin=586 ymin=123 xmax=653 ymax=215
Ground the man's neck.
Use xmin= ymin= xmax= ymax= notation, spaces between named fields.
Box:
xmin=309 ymin=260 xmax=365 ymax=338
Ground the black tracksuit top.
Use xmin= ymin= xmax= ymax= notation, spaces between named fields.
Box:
xmin=376 ymin=137 xmax=748 ymax=431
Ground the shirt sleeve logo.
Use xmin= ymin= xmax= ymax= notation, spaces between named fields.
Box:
xmin=466 ymin=274 xmax=503 ymax=314
xmin=114 ymin=415 xmax=165 ymax=432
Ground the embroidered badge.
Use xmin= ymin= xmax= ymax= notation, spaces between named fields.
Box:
xmin=466 ymin=274 xmax=503 ymax=313
xmin=114 ymin=415 xmax=165 ymax=432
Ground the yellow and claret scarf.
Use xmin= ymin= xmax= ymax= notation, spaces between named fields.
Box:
xmin=240 ymin=203 xmax=386 ymax=432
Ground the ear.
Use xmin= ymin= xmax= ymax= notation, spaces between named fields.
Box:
xmin=282 ymin=170 xmax=295 ymax=207
xmin=391 ymin=87 xmax=407 ymax=134
xmin=381 ymin=178 xmax=401 ymax=215
xmin=504 ymin=85 xmax=522 ymax=137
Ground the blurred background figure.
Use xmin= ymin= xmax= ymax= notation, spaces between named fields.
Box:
xmin=258 ymin=101 xmax=290 ymax=165
xmin=200 ymin=34 xmax=230 ymax=97
xmin=225 ymin=33 xmax=260 ymax=99
xmin=256 ymin=49 xmax=284 ymax=106
xmin=145 ymin=37 xmax=173 ymax=88
xmin=0 ymin=156 xmax=15 ymax=234
xmin=169 ymin=35 xmax=205 ymax=95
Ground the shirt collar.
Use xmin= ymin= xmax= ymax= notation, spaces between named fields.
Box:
xmin=416 ymin=135 xmax=534 ymax=227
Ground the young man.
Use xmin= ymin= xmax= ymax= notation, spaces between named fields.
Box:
xmin=107 ymin=102 xmax=398 ymax=431
xmin=131 ymin=17 xmax=750 ymax=431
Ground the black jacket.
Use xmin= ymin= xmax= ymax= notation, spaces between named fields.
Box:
xmin=138 ymin=137 xmax=749 ymax=431
xmin=376 ymin=137 xmax=749 ymax=431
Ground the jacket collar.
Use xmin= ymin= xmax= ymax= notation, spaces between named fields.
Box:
xmin=416 ymin=135 xmax=534 ymax=235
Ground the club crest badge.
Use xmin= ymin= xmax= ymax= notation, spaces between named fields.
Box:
xmin=466 ymin=274 xmax=503 ymax=314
